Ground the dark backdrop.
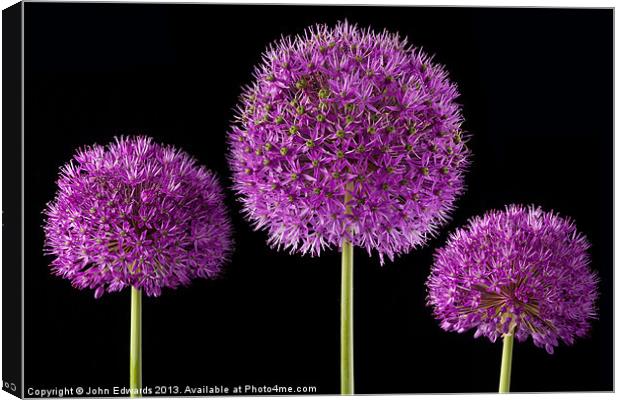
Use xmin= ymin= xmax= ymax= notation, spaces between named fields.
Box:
xmin=24 ymin=4 xmax=613 ymax=394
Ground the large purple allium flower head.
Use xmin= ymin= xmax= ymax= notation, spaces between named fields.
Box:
xmin=44 ymin=136 xmax=233 ymax=298
xmin=426 ymin=205 xmax=598 ymax=354
xmin=228 ymin=21 xmax=469 ymax=263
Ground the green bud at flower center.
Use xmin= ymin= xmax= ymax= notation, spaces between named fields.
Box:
xmin=296 ymin=78 xmax=307 ymax=90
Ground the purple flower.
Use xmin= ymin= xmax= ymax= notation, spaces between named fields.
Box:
xmin=228 ymin=21 xmax=469 ymax=263
xmin=426 ymin=204 xmax=598 ymax=354
xmin=44 ymin=136 xmax=233 ymax=298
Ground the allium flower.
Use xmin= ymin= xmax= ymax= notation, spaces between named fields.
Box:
xmin=228 ymin=21 xmax=469 ymax=263
xmin=44 ymin=136 xmax=233 ymax=298
xmin=426 ymin=204 xmax=598 ymax=354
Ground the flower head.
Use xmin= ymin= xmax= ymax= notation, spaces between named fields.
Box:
xmin=44 ymin=136 xmax=233 ymax=298
xmin=426 ymin=204 xmax=598 ymax=354
xmin=228 ymin=21 xmax=469 ymax=262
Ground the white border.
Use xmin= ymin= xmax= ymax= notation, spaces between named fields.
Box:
xmin=0 ymin=2 xmax=615 ymax=400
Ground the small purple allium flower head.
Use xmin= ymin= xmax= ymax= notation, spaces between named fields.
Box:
xmin=426 ymin=204 xmax=598 ymax=354
xmin=44 ymin=136 xmax=233 ymax=298
xmin=228 ymin=21 xmax=469 ymax=263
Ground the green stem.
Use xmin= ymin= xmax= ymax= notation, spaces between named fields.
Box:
xmin=130 ymin=287 xmax=142 ymax=398
xmin=340 ymin=241 xmax=354 ymax=395
xmin=498 ymin=332 xmax=514 ymax=393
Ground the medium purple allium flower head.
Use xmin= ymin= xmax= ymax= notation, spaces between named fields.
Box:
xmin=44 ymin=136 xmax=233 ymax=298
xmin=426 ymin=205 xmax=598 ymax=354
xmin=228 ymin=21 xmax=469 ymax=263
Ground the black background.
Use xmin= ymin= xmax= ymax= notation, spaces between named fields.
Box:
xmin=24 ymin=4 xmax=613 ymax=394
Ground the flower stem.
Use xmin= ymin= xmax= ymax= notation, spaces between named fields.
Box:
xmin=340 ymin=240 xmax=354 ymax=395
xmin=498 ymin=332 xmax=514 ymax=393
xmin=130 ymin=287 xmax=142 ymax=398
